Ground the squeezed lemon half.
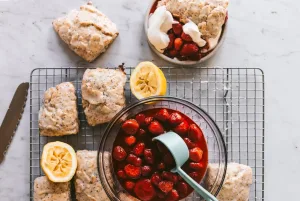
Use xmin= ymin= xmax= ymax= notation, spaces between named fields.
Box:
xmin=41 ymin=141 xmax=77 ymax=182
xmin=130 ymin=61 xmax=167 ymax=99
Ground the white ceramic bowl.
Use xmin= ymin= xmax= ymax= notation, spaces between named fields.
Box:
xmin=144 ymin=0 xmax=227 ymax=66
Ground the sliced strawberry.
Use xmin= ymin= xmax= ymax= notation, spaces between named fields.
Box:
xmin=125 ymin=136 xmax=136 ymax=146
xmin=124 ymin=164 xmax=141 ymax=179
xmin=180 ymin=43 xmax=199 ymax=57
xmin=183 ymin=138 xmax=197 ymax=149
xmin=124 ymin=181 xmax=135 ymax=191
xmin=113 ymin=146 xmax=127 ymax=161
xmin=189 ymin=162 xmax=205 ymax=170
xmin=137 ymin=128 xmax=146 ymax=137
xmin=173 ymin=121 xmax=189 ymax=136
xmin=141 ymin=166 xmax=152 ymax=176
xmin=134 ymin=179 xmax=156 ymax=201
xmin=168 ymin=49 xmax=179 ymax=58
xmin=167 ymin=33 xmax=175 ymax=49
xmin=117 ymin=169 xmax=127 ymax=179
xmin=172 ymin=23 xmax=183 ymax=36
xmin=144 ymin=149 xmax=154 ymax=164
xmin=174 ymin=38 xmax=183 ymax=51
xmin=151 ymin=172 xmax=162 ymax=186
xmin=136 ymin=114 xmax=146 ymax=126
xmin=144 ymin=117 xmax=154 ymax=126
xmin=158 ymin=181 xmax=174 ymax=193
xmin=163 ymin=152 xmax=175 ymax=166
xmin=155 ymin=109 xmax=170 ymax=122
xmin=189 ymin=171 xmax=201 ymax=181
xmin=122 ymin=119 xmax=139 ymax=135
xmin=177 ymin=182 xmax=188 ymax=198
xmin=181 ymin=32 xmax=193 ymax=42
xmin=148 ymin=121 xmax=164 ymax=135
xmin=166 ymin=189 xmax=180 ymax=201
xmin=126 ymin=154 xmax=142 ymax=167
xmin=188 ymin=124 xmax=204 ymax=143
xmin=157 ymin=162 xmax=166 ymax=170
xmin=189 ymin=147 xmax=203 ymax=162
xmin=133 ymin=142 xmax=145 ymax=156
xmin=168 ymin=112 xmax=184 ymax=126
xmin=161 ymin=172 xmax=178 ymax=184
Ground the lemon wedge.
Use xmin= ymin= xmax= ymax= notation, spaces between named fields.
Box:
xmin=130 ymin=61 xmax=167 ymax=99
xmin=41 ymin=141 xmax=77 ymax=182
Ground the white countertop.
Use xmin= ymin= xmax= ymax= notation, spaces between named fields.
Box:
xmin=0 ymin=0 xmax=299 ymax=200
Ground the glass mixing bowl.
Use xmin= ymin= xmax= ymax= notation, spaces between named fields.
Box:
xmin=98 ymin=96 xmax=227 ymax=201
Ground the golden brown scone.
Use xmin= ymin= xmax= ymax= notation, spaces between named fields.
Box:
xmin=39 ymin=82 xmax=79 ymax=136
xmin=75 ymin=150 xmax=110 ymax=201
xmin=157 ymin=0 xmax=228 ymax=38
xmin=81 ymin=68 xmax=126 ymax=126
xmin=205 ymin=163 xmax=253 ymax=201
xmin=53 ymin=2 xmax=119 ymax=62
xmin=75 ymin=151 xmax=134 ymax=201
xmin=34 ymin=176 xmax=70 ymax=201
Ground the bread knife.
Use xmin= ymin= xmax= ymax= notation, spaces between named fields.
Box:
xmin=0 ymin=82 xmax=29 ymax=164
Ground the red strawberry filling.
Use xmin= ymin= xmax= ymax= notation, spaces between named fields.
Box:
xmin=124 ymin=164 xmax=142 ymax=179
xmin=173 ymin=120 xmax=189 ymax=136
xmin=113 ymin=146 xmax=127 ymax=161
xmin=134 ymin=179 xmax=156 ymax=201
xmin=124 ymin=181 xmax=136 ymax=191
xmin=148 ymin=120 xmax=165 ymax=135
xmin=144 ymin=149 xmax=155 ymax=164
xmin=151 ymin=172 xmax=162 ymax=186
xmin=189 ymin=147 xmax=204 ymax=162
xmin=125 ymin=136 xmax=136 ymax=146
xmin=113 ymin=108 xmax=208 ymax=201
xmin=122 ymin=119 xmax=139 ymax=135
xmin=158 ymin=181 xmax=174 ymax=193
xmin=164 ymin=20 xmax=225 ymax=61
xmin=126 ymin=154 xmax=142 ymax=167
xmin=133 ymin=142 xmax=145 ymax=156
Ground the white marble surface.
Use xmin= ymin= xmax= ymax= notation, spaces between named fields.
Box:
xmin=0 ymin=0 xmax=299 ymax=200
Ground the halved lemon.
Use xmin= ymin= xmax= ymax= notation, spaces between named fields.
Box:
xmin=130 ymin=61 xmax=167 ymax=99
xmin=41 ymin=141 xmax=77 ymax=182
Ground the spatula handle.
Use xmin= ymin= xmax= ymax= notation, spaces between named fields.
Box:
xmin=176 ymin=167 xmax=218 ymax=201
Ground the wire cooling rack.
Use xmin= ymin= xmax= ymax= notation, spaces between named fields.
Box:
xmin=30 ymin=67 xmax=264 ymax=200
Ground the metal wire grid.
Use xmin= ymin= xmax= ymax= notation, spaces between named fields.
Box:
xmin=29 ymin=67 xmax=264 ymax=201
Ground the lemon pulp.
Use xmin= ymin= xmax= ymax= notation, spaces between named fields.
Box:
xmin=41 ymin=141 xmax=77 ymax=182
xmin=130 ymin=61 xmax=167 ymax=99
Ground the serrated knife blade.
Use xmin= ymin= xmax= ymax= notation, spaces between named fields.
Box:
xmin=0 ymin=82 xmax=29 ymax=164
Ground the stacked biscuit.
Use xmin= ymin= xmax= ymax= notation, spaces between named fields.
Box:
xmin=158 ymin=0 xmax=229 ymax=39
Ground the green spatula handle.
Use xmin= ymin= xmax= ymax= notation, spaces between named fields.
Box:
xmin=176 ymin=167 xmax=218 ymax=201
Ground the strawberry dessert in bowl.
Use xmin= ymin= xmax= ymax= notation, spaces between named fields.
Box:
xmin=145 ymin=0 xmax=229 ymax=65
xmin=98 ymin=97 xmax=227 ymax=201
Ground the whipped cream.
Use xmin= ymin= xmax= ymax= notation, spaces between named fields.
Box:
xmin=147 ymin=6 xmax=174 ymax=53
xmin=182 ymin=21 xmax=206 ymax=47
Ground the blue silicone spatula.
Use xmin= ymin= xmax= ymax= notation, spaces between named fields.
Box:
xmin=153 ymin=131 xmax=218 ymax=201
